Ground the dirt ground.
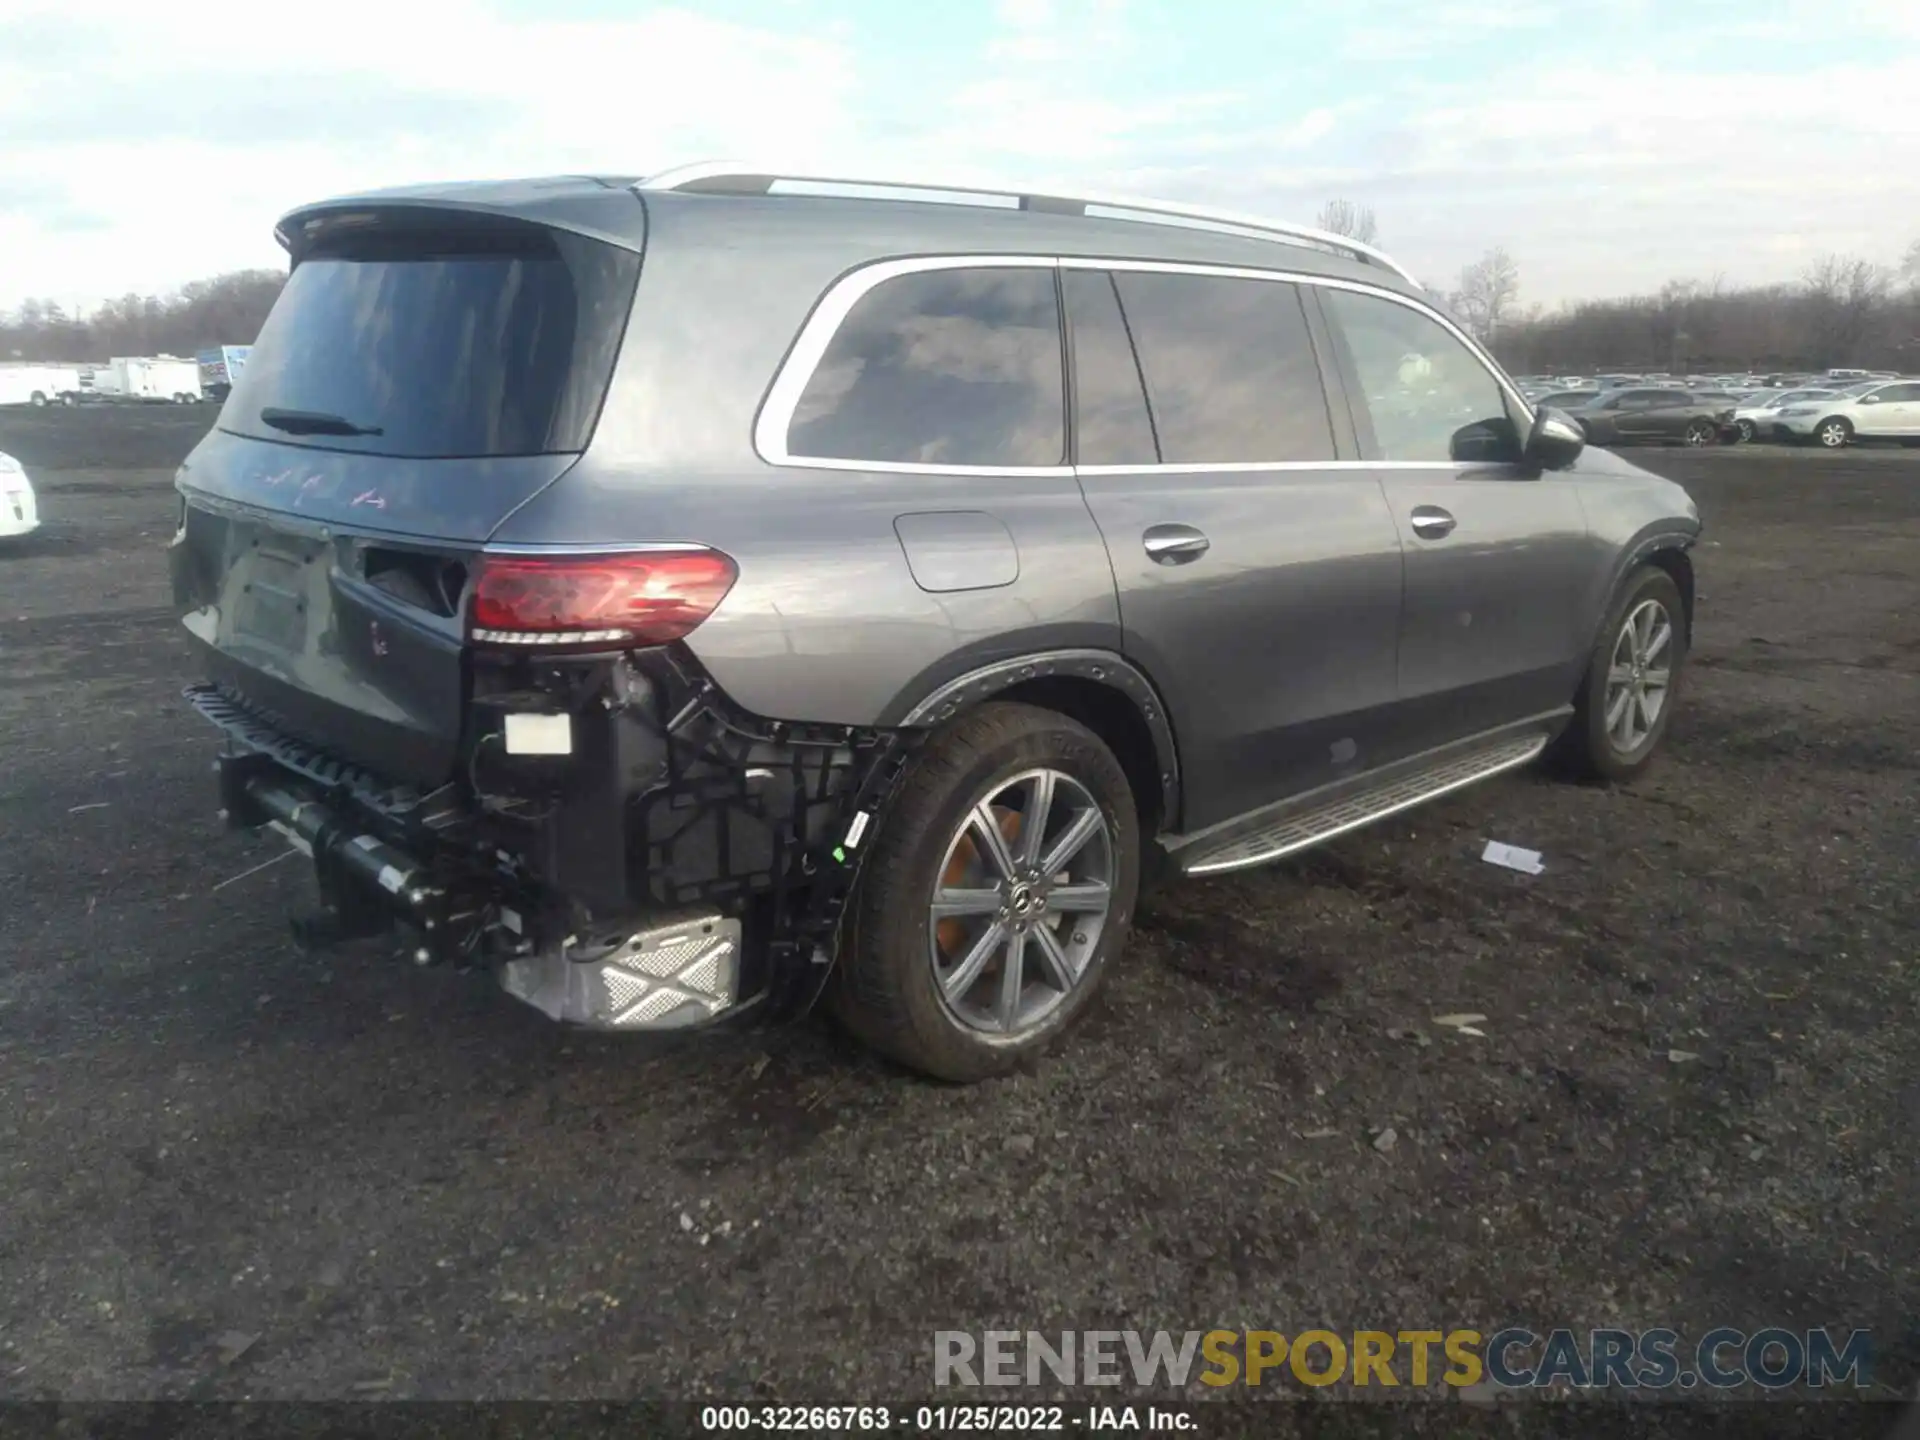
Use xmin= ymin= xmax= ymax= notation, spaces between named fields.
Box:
xmin=0 ymin=405 xmax=1914 ymax=1413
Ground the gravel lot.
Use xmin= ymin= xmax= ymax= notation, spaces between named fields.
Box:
xmin=0 ymin=406 xmax=1914 ymax=1413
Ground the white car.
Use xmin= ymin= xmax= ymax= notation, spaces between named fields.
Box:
xmin=1727 ymin=388 xmax=1835 ymax=442
xmin=0 ymin=450 xmax=40 ymax=539
xmin=1771 ymin=380 xmax=1920 ymax=448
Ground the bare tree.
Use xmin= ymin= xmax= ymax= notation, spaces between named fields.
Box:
xmin=1485 ymin=253 xmax=1919 ymax=374
xmin=1901 ymin=237 xmax=1920 ymax=288
xmin=1800 ymin=255 xmax=1893 ymax=366
xmin=0 ymin=269 xmax=285 ymax=363
xmin=1315 ymin=199 xmax=1379 ymax=245
xmin=1450 ymin=247 xmax=1521 ymax=341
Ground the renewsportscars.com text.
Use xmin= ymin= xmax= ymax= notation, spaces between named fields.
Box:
xmin=934 ymin=1327 xmax=1872 ymax=1390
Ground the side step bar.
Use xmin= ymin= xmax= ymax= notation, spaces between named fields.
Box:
xmin=1171 ymin=723 xmax=1557 ymax=877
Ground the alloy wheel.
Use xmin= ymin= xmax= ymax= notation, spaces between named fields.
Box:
xmin=927 ymin=768 xmax=1114 ymax=1037
xmin=1683 ymin=420 xmax=1714 ymax=446
xmin=1603 ymin=599 xmax=1674 ymax=754
xmin=1818 ymin=421 xmax=1849 ymax=448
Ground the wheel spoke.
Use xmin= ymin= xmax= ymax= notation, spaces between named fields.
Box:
xmin=1048 ymin=882 xmax=1111 ymax=914
xmin=995 ymin=930 xmax=1028 ymax=1031
xmin=1634 ymin=603 xmax=1655 ymax=652
xmin=1038 ymin=808 xmax=1103 ymax=877
xmin=1608 ymin=663 xmax=1636 ymax=686
xmin=1605 ymin=686 xmax=1634 ymax=739
xmin=1644 ymin=619 xmax=1673 ymax=663
xmin=931 ymin=887 xmax=1002 ymax=919
xmin=941 ymin=920 xmax=1006 ymax=1001
xmin=967 ymin=803 xmax=1018 ymax=881
xmin=1030 ymin=922 xmax=1076 ymax=990
xmin=1020 ymin=771 xmax=1055 ymax=867
xmin=1633 ymin=688 xmax=1655 ymax=735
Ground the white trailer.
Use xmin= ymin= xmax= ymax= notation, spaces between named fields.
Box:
xmin=0 ymin=365 xmax=83 ymax=406
xmin=103 ymin=356 xmax=204 ymax=403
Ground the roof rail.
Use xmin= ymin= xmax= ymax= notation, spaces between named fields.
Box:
xmin=635 ymin=161 xmax=1419 ymax=285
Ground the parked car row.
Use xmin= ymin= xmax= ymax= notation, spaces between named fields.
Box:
xmin=1513 ymin=373 xmax=1920 ymax=449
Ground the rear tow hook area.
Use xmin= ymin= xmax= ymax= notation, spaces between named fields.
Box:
xmin=217 ymin=751 xmax=484 ymax=967
xmin=216 ymin=750 xmax=748 ymax=1028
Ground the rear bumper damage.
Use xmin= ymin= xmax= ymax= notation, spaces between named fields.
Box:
xmin=185 ymin=647 xmax=914 ymax=1032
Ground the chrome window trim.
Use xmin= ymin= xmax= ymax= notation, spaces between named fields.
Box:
xmin=752 ymin=254 xmax=1071 ymax=476
xmin=1074 ymin=460 xmax=1471 ymax=476
xmin=755 ymin=254 xmax=1529 ymax=477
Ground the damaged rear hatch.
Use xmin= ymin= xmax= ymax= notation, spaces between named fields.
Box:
xmin=171 ymin=196 xmax=642 ymax=785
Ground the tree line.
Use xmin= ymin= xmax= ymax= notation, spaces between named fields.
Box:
xmin=0 ymin=270 xmax=286 ymax=364
xmin=8 ymin=219 xmax=1920 ymax=375
xmin=1317 ymin=200 xmax=1920 ymax=374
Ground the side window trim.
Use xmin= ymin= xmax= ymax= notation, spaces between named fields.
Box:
xmin=754 ymin=253 xmax=1073 ymax=475
xmin=757 ymin=252 xmax=1528 ymax=476
xmin=1061 ymin=267 xmax=1162 ymax=468
xmin=1106 ymin=271 xmax=1163 ymax=463
xmin=1300 ymin=282 xmax=1373 ymax=463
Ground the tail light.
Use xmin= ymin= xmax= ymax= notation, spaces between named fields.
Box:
xmin=468 ymin=548 xmax=737 ymax=648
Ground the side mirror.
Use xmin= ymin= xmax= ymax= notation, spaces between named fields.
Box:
xmin=1525 ymin=405 xmax=1585 ymax=471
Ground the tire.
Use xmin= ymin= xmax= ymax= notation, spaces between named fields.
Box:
xmin=1735 ymin=419 xmax=1756 ymax=443
xmin=831 ymin=701 xmax=1141 ymax=1082
xmin=1549 ymin=566 xmax=1688 ymax=784
xmin=29 ymin=391 xmax=47 ymax=408
xmin=1815 ymin=417 xmax=1852 ymax=449
xmin=1682 ymin=418 xmax=1716 ymax=446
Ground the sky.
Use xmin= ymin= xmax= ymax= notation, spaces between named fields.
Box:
xmin=2 ymin=0 xmax=1918 ymax=314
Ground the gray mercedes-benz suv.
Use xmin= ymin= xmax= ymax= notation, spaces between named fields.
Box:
xmin=171 ymin=163 xmax=1700 ymax=1080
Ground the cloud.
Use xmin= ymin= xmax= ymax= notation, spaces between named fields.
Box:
xmin=0 ymin=0 xmax=1916 ymax=311
xmin=0 ymin=1 xmax=863 ymax=304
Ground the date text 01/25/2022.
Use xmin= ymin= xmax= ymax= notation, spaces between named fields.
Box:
xmin=699 ymin=1404 xmax=1193 ymax=1431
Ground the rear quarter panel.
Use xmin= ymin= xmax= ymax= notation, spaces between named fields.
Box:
xmin=487 ymin=205 xmax=1122 ymax=727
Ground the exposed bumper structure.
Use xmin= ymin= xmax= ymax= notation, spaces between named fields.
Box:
xmin=501 ymin=915 xmax=742 ymax=1029
xmin=183 ymin=649 xmax=915 ymax=1034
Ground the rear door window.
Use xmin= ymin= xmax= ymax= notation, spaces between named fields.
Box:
xmin=786 ymin=267 xmax=1065 ymax=467
xmin=1112 ymin=272 xmax=1336 ymax=464
xmin=1062 ymin=270 xmax=1158 ymax=466
xmin=224 ymin=216 xmax=639 ymax=459
xmin=1320 ymin=287 xmax=1518 ymax=462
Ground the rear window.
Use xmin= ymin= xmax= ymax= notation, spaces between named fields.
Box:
xmin=223 ymin=216 xmax=640 ymax=459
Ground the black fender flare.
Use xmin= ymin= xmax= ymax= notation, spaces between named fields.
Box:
xmin=1596 ymin=529 xmax=1698 ymax=652
xmin=893 ymin=648 xmax=1181 ymax=830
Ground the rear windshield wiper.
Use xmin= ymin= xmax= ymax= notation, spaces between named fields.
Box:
xmin=258 ymin=407 xmax=385 ymax=437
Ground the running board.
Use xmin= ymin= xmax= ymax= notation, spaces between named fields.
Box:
xmin=1173 ymin=727 xmax=1553 ymax=877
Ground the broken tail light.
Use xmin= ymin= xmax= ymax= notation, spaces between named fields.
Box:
xmin=469 ymin=549 xmax=738 ymax=648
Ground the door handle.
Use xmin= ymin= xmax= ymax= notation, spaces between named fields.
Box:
xmin=1143 ymin=524 xmax=1210 ymax=564
xmin=1409 ymin=506 xmax=1456 ymax=539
